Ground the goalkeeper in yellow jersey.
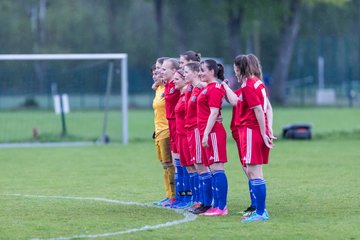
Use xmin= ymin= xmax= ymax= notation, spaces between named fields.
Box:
xmin=152 ymin=57 xmax=176 ymax=205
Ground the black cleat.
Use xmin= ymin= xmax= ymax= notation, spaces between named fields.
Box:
xmin=192 ymin=205 xmax=212 ymax=215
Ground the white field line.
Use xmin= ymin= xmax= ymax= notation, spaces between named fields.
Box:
xmin=4 ymin=194 xmax=197 ymax=240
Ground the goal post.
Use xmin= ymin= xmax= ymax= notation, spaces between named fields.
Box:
xmin=0 ymin=53 xmax=128 ymax=144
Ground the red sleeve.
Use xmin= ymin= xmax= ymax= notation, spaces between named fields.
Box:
xmin=242 ymin=85 xmax=262 ymax=109
xmin=208 ymin=84 xmax=225 ymax=108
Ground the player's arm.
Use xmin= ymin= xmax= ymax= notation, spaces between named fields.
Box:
xmin=202 ymin=107 xmax=219 ymax=147
xmin=152 ymin=81 xmax=160 ymax=90
xmin=253 ymin=105 xmax=272 ymax=148
xmin=265 ymin=99 xmax=276 ymax=140
xmin=221 ymin=81 xmax=238 ymax=106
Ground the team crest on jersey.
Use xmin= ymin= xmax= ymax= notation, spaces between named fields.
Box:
xmin=191 ymin=96 xmax=197 ymax=102
xmin=202 ymin=89 xmax=207 ymax=94
xmin=187 ymin=85 xmax=193 ymax=91
xmin=170 ymin=87 xmax=175 ymax=94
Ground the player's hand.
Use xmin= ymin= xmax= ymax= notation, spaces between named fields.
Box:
xmin=268 ymin=128 xmax=277 ymax=140
xmin=262 ymin=134 xmax=273 ymax=149
xmin=216 ymin=115 xmax=223 ymax=123
xmin=202 ymin=134 xmax=209 ymax=148
xmin=152 ymin=82 xmax=159 ymax=90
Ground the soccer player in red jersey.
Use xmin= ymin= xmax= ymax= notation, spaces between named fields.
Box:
xmin=179 ymin=51 xmax=202 ymax=208
xmin=223 ymin=55 xmax=273 ymax=217
xmin=223 ymin=54 xmax=274 ymax=222
xmin=183 ymin=62 xmax=209 ymax=211
xmin=161 ymin=58 xmax=185 ymax=207
xmin=173 ymin=69 xmax=197 ymax=209
xmin=195 ymin=59 xmax=229 ymax=216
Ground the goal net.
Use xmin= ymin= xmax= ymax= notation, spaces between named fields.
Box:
xmin=0 ymin=54 xmax=128 ymax=145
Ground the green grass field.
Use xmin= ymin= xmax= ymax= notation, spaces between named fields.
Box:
xmin=1 ymin=108 xmax=360 ymax=239
xmin=1 ymin=107 xmax=360 ymax=143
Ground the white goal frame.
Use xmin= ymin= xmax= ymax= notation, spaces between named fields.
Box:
xmin=0 ymin=53 xmax=129 ymax=144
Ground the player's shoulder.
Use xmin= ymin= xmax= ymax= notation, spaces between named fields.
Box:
xmin=242 ymin=77 xmax=263 ymax=89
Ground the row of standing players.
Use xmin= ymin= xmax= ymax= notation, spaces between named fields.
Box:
xmin=151 ymin=51 xmax=275 ymax=222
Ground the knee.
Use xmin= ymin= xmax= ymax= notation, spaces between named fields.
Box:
xmin=163 ymin=162 xmax=174 ymax=170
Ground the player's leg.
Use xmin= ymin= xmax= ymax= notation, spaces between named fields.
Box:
xmin=191 ymin=162 xmax=212 ymax=214
xmin=153 ymin=137 xmax=175 ymax=206
xmin=241 ymin=164 xmax=268 ymax=222
xmin=235 ymin=128 xmax=256 ymax=216
xmin=241 ymin=128 xmax=269 ymax=222
xmin=203 ymin=131 xmax=228 ymax=216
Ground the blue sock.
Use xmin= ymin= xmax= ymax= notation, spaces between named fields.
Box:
xmin=195 ymin=173 xmax=202 ymax=203
xmin=174 ymin=159 xmax=183 ymax=201
xmin=200 ymin=172 xmax=212 ymax=206
xmin=182 ymin=167 xmax=191 ymax=202
xmin=249 ymin=180 xmax=256 ymax=208
xmin=250 ymin=178 xmax=266 ymax=215
xmin=213 ymin=170 xmax=228 ymax=210
xmin=211 ymin=174 xmax=218 ymax=208
xmin=189 ymin=172 xmax=197 ymax=202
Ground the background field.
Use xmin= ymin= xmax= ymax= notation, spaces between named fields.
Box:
xmin=1 ymin=107 xmax=360 ymax=143
xmin=0 ymin=108 xmax=360 ymax=239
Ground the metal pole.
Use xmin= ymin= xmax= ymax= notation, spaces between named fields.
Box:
xmin=59 ymin=94 xmax=67 ymax=136
xmin=121 ymin=56 xmax=128 ymax=144
xmin=100 ymin=61 xmax=114 ymax=143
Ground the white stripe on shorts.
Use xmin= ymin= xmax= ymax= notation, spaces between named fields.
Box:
xmin=246 ymin=128 xmax=252 ymax=165
xmin=211 ymin=132 xmax=220 ymax=162
xmin=195 ymin=128 xmax=202 ymax=164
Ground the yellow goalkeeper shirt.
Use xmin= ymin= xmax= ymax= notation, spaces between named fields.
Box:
xmin=153 ymin=85 xmax=170 ymax=140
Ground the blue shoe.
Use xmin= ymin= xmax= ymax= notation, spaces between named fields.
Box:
xmin=172 ymin=201 xmax=193 ymax=209
xmin=241 ymin=212 xmax=268 ymax=222
xmin=264 ymin=209 xmax=269 ymax=219
xmin=167 ymin=199 xmax=182 ymax=208
xmin=153 ymin=197 xmax=169 ymax=206
xmin=162 ymin=197 xmax=176 ymax=207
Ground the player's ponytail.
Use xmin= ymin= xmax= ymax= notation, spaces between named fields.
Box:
xmin=181 ymin=50 xmax=201 ymax=62
xmin=216 ymin=63 xmax=225 ymax=81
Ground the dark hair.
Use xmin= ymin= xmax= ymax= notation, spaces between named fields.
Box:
xmin=164 ymin=58 xmax=180 ymax=70
xmin=201 ymin=59 xmax=225 ymax=81
xmin=234 ymin=55 xmax=251 ymax=79
xmin=156 ymin=57 xmax=169 ymax=65
xmin=181 ymin=50 xmax=201 ymax=62
xmin=184 ymin=62 xmax=200 ymax=72
xmin=175 ymin=69 xmax=185 ymax=79
xmin=150 ymin=64 xmax=156 ymax=73
xmin=247 ymin=54 xmax=263 ymax=80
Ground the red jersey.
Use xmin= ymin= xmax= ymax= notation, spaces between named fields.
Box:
xmin=164 ymin=80 xmax=180 ymax=120
xmin=197 ymin=82 xmax=225 ymax=134
xmin=230 ymin=88 xmax=242 ymax=133
xmin=184 ymin=83 xmax=193 ymax=104
xmin=175 ymin=93 xmax=187 ymax=135
xmin=185 ymin=86 xmax=201 ymax=130
xmin=236 ymin=76 xmax=268 ymax=130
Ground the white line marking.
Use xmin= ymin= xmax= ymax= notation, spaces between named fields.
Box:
xmin=3 ymin=194 xmax=197 ymax=240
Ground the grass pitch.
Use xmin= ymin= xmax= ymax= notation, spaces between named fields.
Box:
xmin=0 ymin=107 xmax=360 ymax=239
